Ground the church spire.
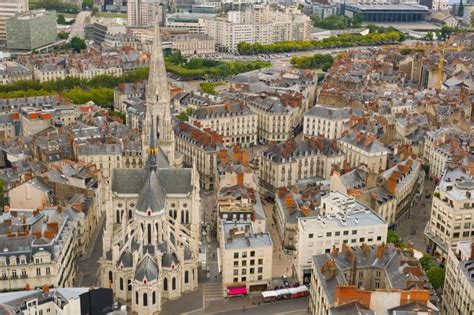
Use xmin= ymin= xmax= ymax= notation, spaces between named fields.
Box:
xmin=146 ymin=21 xmax=170 ymax=114
xmin=143 ymin=20 xmax=176 ymax=166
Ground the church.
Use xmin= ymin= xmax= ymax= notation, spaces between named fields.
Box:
xmin=100 ymin=21 xmax=200 ymax=314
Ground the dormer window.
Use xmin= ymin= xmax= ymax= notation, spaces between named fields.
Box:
xmin=9 ymin=257 xmax=16 ymax=265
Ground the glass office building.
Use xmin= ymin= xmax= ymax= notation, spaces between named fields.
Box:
xmin=345 ymin=4 xmax=429 ymax=22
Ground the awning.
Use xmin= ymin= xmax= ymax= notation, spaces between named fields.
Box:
xmin=228 ymin=286 xmax=247 ymax=295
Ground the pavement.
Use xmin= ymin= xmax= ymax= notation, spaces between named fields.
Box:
xmin=396 ymin=177 xmax=435 ymax=253
xmin=68 ymin=11 xmax=92 ymax=41
xmin=75 ymin=214 xmax=105 ymax=287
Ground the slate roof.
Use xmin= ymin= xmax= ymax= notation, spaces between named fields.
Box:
xmin=305 ymin=106 xmax=362 ymax=120
xmin=330 ymin=301 xmax=374 ymax=315
xmin=111 ymin=168 xmax=193 ymax=195
xmin=135 ymin=169 xmax=167 ymax=213
xmin=118 ymin=251 xmax=133 ymax=268
xmin=263 ymin=137 xmax=341 ymax=163
xmin=340 ymin=132 xmax=387 ymax=154
xmin=134 ymin=255 xmax=159 ymax=281
xmin=312 ymin=244 xmax=428 ymax=306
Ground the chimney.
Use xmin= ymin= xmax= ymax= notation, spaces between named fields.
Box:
xmin=376 ymin=244 xmax=384 ymax=259
xmin=237 ymin=173 xmax=244 ymax=186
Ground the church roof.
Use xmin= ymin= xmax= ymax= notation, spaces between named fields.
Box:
xmin=135 ymin=169 xmax=167 ymax=213
xmin=134 ymin=255 xmax=159 ymax=282
xmin=118 ymin=250 xmax=133 ymax=268
xmin=162 ymin=251 xmax=179 ymax=268
xmin=111 ymin=168 xmax=193 ymax=195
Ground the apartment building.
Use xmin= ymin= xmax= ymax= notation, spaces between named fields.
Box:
xmin=172 ymin=34 xmax=215 ymax=56
xmin=205 ymin=5 xmax=310 ymax=52
xmin=0 ymin=61 xmax=32 ymax=84
xmin=174 ymin=121 xmax=225 ymax=190
xmin=0 ymin=112 xmax=20 ymax=140
xmin=443 ymin=240 xmax=473 ymax=315
xmin=310 ymin=244 xmax=438 ymax=314
xmin=165 ymin=13 xmax=215 ymax=34
xmin=114 ymin=81 xmax=146 ymax=112
xmin=76 ymin=143 xmax=122 ymax=181
xmin=260 ymin=137 xmax=344 ymax=191
xmin=127 ymin=0 xmax=162 ymax=27
xmin=339 ymin=131 xmax=389 ymax=172
xmin=423 ymin=127 xmax=469 ymax=181
xmin=379 ymin=157 xmax=424 ymax=223
xmin=219 ymin=222 xmax=272 ymax=297
xmin=0 ymin=209 xmax=78 ymax=291
xmin=274 ymin=186 xmax=318 ymax=254
xmin=295 ymin=191 xmax=387 ymax=284
xmin=330 ymin=166 xmax=398 ymax=225
xmin=217 ymin=185 xmax=266 ymax=234
xmin=189 ymin=102 xmax=257 ymax=147
xmin=19 ymin=107 xmax=53 ymax=137
xmin=0 ymin=0 xmax=28 ymax=46
xmin=216 ymin=146 xmax=254 ymax=190
xmin=425 ymin=157 xmax=474 ymax=261
xmin=0 ymin=287 xmax=115 ymax=314
xmin=303 ymin=106 xmax=362 ymax=140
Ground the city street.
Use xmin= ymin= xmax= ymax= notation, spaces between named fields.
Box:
xmin=68 ymin=11 xmax=92 ymax=41
xmin=396 ymin=177 xmax=435 ymax=253
xmin=75 ymin=215 xmax=105 ymax=287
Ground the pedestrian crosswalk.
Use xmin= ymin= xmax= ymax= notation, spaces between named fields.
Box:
xmin=203 ymin=282 xmax=223 ymax=301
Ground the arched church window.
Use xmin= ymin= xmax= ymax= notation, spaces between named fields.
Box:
xmin=186 ymin=211 xmax=189 ymax=223
xmin=135 ymin=292 xmax=138 ymax=304
xmin=172 ymin=277 xmax=176 ymax=290
xmin=147 ymin=224 xmax=152 ymax=244
xmin=163 ymin=278 xmax=168 ymax=291
xmin=181 ymin=210 xmax=184 ymax=224
xmin=128 ymin=278 xmax=132 ymax=291
xmin=116 ymin=210 xmax=120 ymax=224
xmin=128 ymin=210 xmax=132 ymax=220
xmin=143 ymin=293 xmax=148 ymax=306
xmin=108 ymin=271 xmax=113 ymax=283
xmin=120 ymin=277 xmax=124 ymax=290
xmin=185 ymin=271 xmax=189 ymax=284
xmin=152 ymin=291 xmax=156 ymax=304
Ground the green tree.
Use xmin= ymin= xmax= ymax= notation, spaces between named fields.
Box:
xmin=352 ymin=13 xmax=364 ymax=27
xmin=57 ymin=14 xmax=67 ymax=25
xmin=83 ymin=0 xmax=93 ymax=9
xmin=110 ymin=111 xmax=126 ymax=123
xmin=425 ymin=31 xmax=434 ymax=41
xmin=70 ymin=36 xmax=86 ymax=52
xmin=176 ymin=108 xmax=195 ymax=121
xmin=312 ymin=15 xmax=351 ymax=30
xmin=387 ymin=230 xmax=401 ymax=245
xmin=419 ymin=254 xmax=432 ymax=270
xmin=58 ymin=32 xmax=69 ymax=40
xmin=426 ymin=266 xmax=445 ymax=289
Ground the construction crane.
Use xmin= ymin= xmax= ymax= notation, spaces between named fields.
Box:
xmin=382 ymin=40 xmax=465 ymax=91
xmin=434 ymin=40 xmax=465 ymax=91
